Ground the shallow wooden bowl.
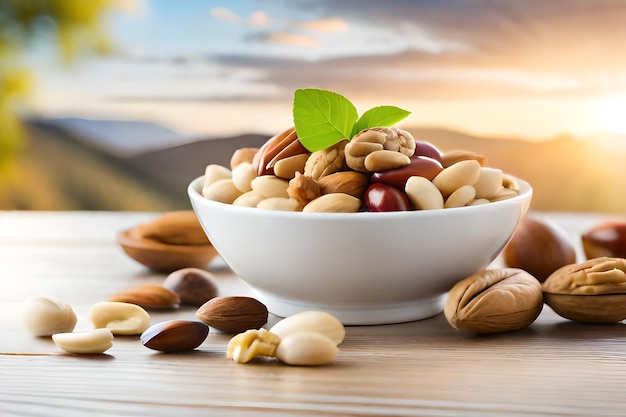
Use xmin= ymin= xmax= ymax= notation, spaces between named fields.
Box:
xmin=117 ymin=229 xmax=218 ymax=273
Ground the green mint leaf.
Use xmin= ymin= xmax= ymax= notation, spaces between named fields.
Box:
xmin=351 ymin=105 xmax=411 ymax=137
xmin=293 ymin=88 xmax=358 ymax=152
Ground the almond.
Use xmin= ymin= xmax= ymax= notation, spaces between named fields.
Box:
xmin=302 ymin=193 xmax=362 ymax=213
xmin=252 ymin=127 xmax=309 ymax=176
xmin=109 ymin=285 xmax=180 ymax=309
xmin=317 ymin=171 xmax=369 ymax=199
xmin=196 ymin=296 xmax=268 ymax=334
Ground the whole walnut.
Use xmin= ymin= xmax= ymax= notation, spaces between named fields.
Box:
xmin=345 ymin=127 xmax=415 ymax=173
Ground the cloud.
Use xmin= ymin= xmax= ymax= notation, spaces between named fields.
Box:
xmin=249 ymin=11 xmax=269 ymax=26
xmin=209 ymin=7 xmax=241 ymax=24
xmin=210 ymin=7 xmax=269 ymax=26
xmin=264 ymin=32 xmax=320 ymax=48
xmin=296 ymin=18 xmax=348 ymax=32
xmin=116 ymin=1 xmax=626 ymax=105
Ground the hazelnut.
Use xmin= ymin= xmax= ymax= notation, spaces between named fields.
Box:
xmin=581 ymin=221 xmax=626 ymax=259
xmin=502 ymin=216 xmax=577 ymax=282
xmin=163 ymin=268 xmax=218 ymax=307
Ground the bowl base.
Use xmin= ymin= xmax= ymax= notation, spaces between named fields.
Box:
xmin=254 ymin=291 xmax=447 ymax=325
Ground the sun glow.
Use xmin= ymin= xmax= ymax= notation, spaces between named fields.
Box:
xmin=594 ymin=96 xmax=626 ymax=134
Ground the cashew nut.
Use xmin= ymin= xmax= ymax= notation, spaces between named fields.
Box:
xmin=89 ymin=301 xmax=151 ymax=336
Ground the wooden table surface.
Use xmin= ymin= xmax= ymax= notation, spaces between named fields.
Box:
xmin=1 ymin=210 xmax=626 ymax=417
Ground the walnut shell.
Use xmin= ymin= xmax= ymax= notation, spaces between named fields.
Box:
xmin=542 ymin=257 xmax=626 ymax=323
xmin=444 ymin=268 xmax=543 ymax=334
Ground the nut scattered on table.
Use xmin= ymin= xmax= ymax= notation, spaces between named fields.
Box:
xmin=269 ymin=311 xmax=345 ymax=345
xmin=52 ymin=328 xmax=114 ymax=354
xmin=227 ymin=328 xmax=281 ymax=363
xmin=109 ymin=285 xmax=180 ymax=310
xmin=89 ymin=301 xmax=151 ymax=335
xmin=444 ymin=268 xmax=544 ymax=334
xmin=227 ymin=310 xmax=345 ymax=366
xmin=163 ymin=268 xmax=218 ymax=307
xmin=581 ymin=221 xmax=626 ymax=259
xmin=542 ymin=257 xmax=626 ymax=323
xmin=275 ymin=332 xmax=340 ymax=366
xmin=21 ymin=296 xmax=78 ymax=337
xmin=502 ymin=217 xmax=577 ymax=282
xmin=196 ymin=296 xmax=268 ymax=334
xmin=140 ymin=320 xmax=209 ymax=353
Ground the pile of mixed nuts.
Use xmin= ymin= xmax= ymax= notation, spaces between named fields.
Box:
xmin=202 ymin=126 xmax=520 ymax=213
xmin=200 ymin=88 xmax=520 ymax=213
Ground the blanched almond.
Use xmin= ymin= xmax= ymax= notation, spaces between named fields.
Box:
xmin=302 ymin=193 xmax=361 ymax=213
xmin=52 ymin=329 xmax=114 ymax=354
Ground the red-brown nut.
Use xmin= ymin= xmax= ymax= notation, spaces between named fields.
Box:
xmin=371 ymin=155 xmax=443 ymax=189
xmin=581 ymin=221 xmax=626 ymax=259
xmin=364 ymin=183 xmax=411 ymax=212
xmin=502 ymin=217 xmax=577 ymax=282
xmin=140 ymin=320 xmax=209 ymax=352
xmin=413 ymin=140 xmax=442 ymax=163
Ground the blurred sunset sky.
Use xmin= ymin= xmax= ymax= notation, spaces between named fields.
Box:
xmin=25 ymin=0 xmax=626 ymax=141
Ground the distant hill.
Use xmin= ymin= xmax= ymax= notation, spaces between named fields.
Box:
xmin=1 ymin=119 xmax=268 ymax=210
xmin=3 ymin=118 xmax=626 ymax=212
xmin=127 ymin=133 xmax=269 ymax=204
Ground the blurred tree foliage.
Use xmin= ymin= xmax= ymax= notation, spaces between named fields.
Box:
xmin=0 ymin=0 xmax=116 ymax=169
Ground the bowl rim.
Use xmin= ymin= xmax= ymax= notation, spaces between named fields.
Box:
xmin=188 ymin=174 xmax=532 ymax=219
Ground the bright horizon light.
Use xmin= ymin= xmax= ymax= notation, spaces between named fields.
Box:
xmin=594 ymin=95 xmax=626 ymax=134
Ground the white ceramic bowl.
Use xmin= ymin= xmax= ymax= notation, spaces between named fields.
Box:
xmin=188 ymin=176 xmax=532 ymax=325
